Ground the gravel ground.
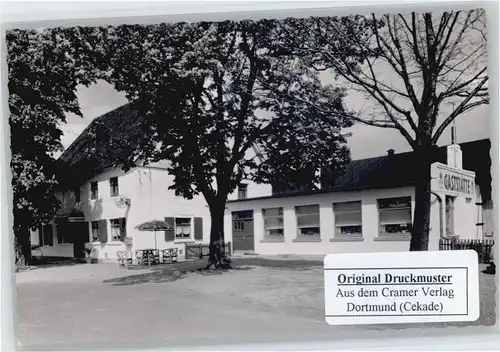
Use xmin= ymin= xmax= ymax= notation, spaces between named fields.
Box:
xmin=15 ymin=257 xmax=496 ymax=349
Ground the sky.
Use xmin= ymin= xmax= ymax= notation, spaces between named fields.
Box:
xmin=60 ymin=79 xmax=490 ymax=161
xmin=58 ymin=10 xmax=490 ymax=161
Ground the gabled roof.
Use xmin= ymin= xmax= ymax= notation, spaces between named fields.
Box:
xmin=57 ymin=102 xmax=152 ymax=188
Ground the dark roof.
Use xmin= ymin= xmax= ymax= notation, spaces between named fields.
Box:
xmin=58 ymin=101 xmax=491 ymax=200
xmin=57 ymin=102 xmax=151 ymax=188
xmin=323 ymin=139 xmax=491 ymax=193
xmin=229 ymin=138 xmax=492 ymax=203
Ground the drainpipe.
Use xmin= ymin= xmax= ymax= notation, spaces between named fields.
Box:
xmin=430 ymin=190 xmax=445 ymax=239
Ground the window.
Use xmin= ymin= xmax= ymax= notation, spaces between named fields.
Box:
xmin=263 ymin=207 xmax=284 ymax=238
xmin=234 ymin=221 xmax=244 ymax=231
xmin=110 ymin=177 xmax=119 ymax=197
xmin=377 ymin=197 xmax=412 ymax=235
xmin=90 ymin=182 xmax=98 ymax=200
xmin=295 ymin=204 xmax=320 ymax=237
xmin=110 ymin=218 xmax=126 ymax=241
xmin=238 ymin=183 xmax=248 ymax=200
xmin=334 ymin=201 xmax=362 ymax=236
xmin=74 ymin=188 xmax=81 ymax=203
xmin=175 ymin=218 xmax=192 ymax=239
xmin=91 ymin=221 xmax=99 ymax=241
xmin=445 ymin=195 xmax=456 ymax=237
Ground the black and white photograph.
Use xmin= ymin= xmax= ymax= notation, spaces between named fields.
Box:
xmin=4 ymin=3 xmax=496 ymax=349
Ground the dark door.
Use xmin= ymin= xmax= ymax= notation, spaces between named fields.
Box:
xmin=232 ymin=210 xmax=254 ymax=251
xmin=72 ymin=222 xmax=89 ymax=259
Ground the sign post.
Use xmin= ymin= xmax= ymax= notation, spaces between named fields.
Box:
xmin=431 ymin=162 xmax=476 ymax=198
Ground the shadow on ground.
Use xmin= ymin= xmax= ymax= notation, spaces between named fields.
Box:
xmin=102 ymin=257 xmax=322 ymax=286
xmin=17 ymin=257 xmax=86 ymax=272
xmin=233 ymin=257 xmax=323 ymax=270
xmin=102 ymin=260 xmax=253 ymax=286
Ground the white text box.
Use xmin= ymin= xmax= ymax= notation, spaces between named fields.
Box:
xmin=324 ymin=250 xmax=479 ymax=325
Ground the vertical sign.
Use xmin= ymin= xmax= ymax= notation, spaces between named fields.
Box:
xmin=431 ymin=162 xmax=476 ymax=198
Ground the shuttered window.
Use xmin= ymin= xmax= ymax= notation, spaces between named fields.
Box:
xmin=164 ymin=217 xmax=204 ymax=241
xmin=263 ymin=207 xmax=284 ymax=238
xmin=377 ymin=197 xmax=412 ymax=236
xmin=175 ymin=218 xmax=191 ymax=239
xmin=110 ymin=177 xmax=119 ymax=197
xmin=334 ymin=201 xmax=362 ymax=237
xmin=295 ymin=205 xmax=320 ymax=237
xmin=110 ymin=218 xmax=126 ymax=242
xmin=90 ymin=182 xmax=98 ymax=200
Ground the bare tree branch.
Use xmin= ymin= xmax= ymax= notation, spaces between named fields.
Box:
xmin=438 ymin=67 xmax=488 ymax=99
xmin=432 ymin=76 xmax=488 ymax=143
xmin=437 ymin=10 xmax=474 ymax=70
xmin=385 ymin=15 xmax=422 ymax=125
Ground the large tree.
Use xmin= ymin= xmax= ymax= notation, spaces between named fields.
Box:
xmin=104 ymin=20 xmax=356 ymax=269
xmin=6 ymin=27 xmax=107 ymax=266
xmin=279 ymin=9 xmax=488 ymax=250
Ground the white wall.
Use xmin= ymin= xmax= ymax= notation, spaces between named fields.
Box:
xmin=226 ymin=187 xmax=416 ymax=255
xmin=227 ymin=179 xmax=273 ymax=201
xmin=225 ymin=185 xmax=480 ymax=256
xmin=75 ymin=165 xmax=211 ymax=260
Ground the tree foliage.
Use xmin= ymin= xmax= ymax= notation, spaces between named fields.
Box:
xmin=277 ymin=10 xmax=489 ymax=250
xmin=99 ymin=19 xmax=357 ymax=268
xmin=6 ymin=27 xmax=106 ymax=265
xmin=7 ymin=17 xmax=368 ymax=269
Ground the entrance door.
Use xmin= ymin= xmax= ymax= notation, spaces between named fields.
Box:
xmin=232 ymin=210 xmax=254 ymax=252
xmin=72 ymin=222 xmax=89 ymax=259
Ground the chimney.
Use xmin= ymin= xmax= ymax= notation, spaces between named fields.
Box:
xmin=387 ymin=149 xmax=395 ymax=156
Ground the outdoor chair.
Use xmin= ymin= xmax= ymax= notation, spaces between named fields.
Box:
xmin=137 ymin=249 xmax=158 ymax=266
xmin=153 ymin=249 xmax=160 ymax=263
xmin=135 ymin=250 xmax=144 ymax=265
xmin=117 ymin=251 xmax=133 ymax=267
xmin=161 ymin=248 xmax=179 ymax=264
xmin=171 ymin=248 xmax=178 ymax=263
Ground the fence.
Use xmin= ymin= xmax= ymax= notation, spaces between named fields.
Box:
xmin=185 ymin=242 xmax=232 ymax=260
xmin=439 ymin=238 xmax=494 ymax=264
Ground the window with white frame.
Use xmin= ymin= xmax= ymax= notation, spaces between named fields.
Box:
xmin=334 ymin=201 xmax=362 ymax=236
xmin=175 ymin=218 xmax=191 ymax=239
xmin=295 ymin=204 xmax=320 ymax=237
xmin=238 ymin=183 xmax=248 ymax=200
xmin=110 ymin=177 xmax=119 ymax=197
xmin=91 ymin=221 xmax=99 ymax=241
xmin=377 ymin=197 xmax=412 ymax=235
xmin=110 ymin=218 xmax=126 ymax=241
xmin=263 ymin=207 xmax=284 ymax=238
xmin=90 ymin=181 xmax=98 ymax=200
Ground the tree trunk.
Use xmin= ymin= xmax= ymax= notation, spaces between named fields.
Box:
xmin=14 ymin=227 xmax=32 ymax=268
xmin=206 ymin=201 xmax=232 ymax=270
xmin=409 ymin=146 xmax=433 ymax=251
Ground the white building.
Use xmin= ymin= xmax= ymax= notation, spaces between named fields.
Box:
xmin=30 ymin=103 xmax=493 ymax=261
xmin=224 ymin=140 xmax=494 ymax=256
xmin=31 ymin=104 xmax=211 ymax=262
